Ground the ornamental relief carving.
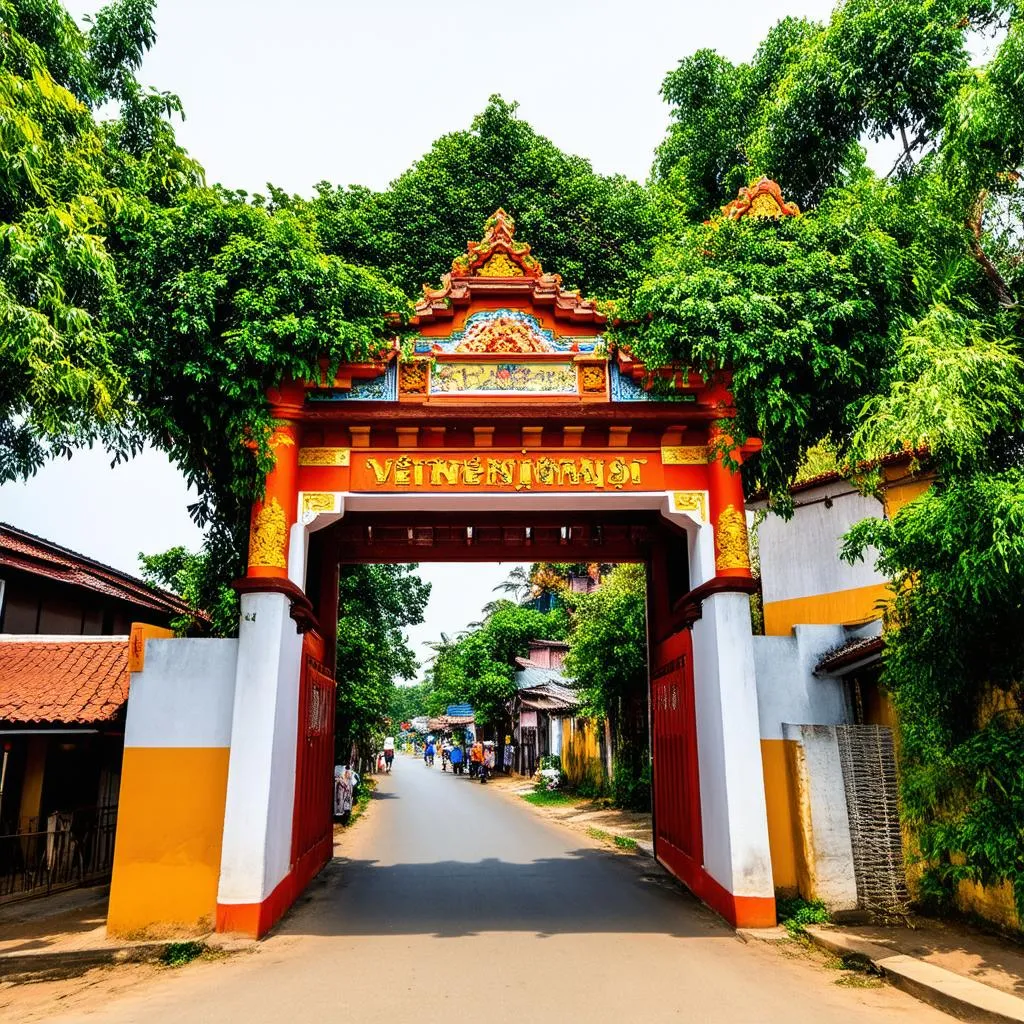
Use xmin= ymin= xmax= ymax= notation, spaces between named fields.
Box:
xmin=398 ymin=362 xmax=429 ymax=394
xmin=715 ymin=504 xmax=751 ymax=570
xmin=248 ymin=497 xmax=287 ymax=569
xmin=661 ymin=445 xmax=709 ymax=465
xmin=298 ymin=447 xmax=351 ymax=466
xmin=672 ymin=491 xmax=708 ymax=521
xmin=301 ymin=492 xmax=339 ymax=524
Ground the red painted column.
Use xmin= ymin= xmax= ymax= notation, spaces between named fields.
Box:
xmin=706 ymin=422 xmax=753 ymax=581
xmin=246 ymin=385 xmax=305 ymax=581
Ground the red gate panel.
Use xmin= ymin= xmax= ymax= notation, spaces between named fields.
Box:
xmin=291 ymin=630 xmax=336 ymax=894
xmin=651 ymin=627 xmax=703 ymax=891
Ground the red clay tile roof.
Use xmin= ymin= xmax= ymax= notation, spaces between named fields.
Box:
xmin=0 ymin=638 xmax=129 ymax=724
xmin=0 ymin=523 xmax=191 ymax=618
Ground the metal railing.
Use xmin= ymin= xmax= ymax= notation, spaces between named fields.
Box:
xmin=0 ymin=804 xmax=117 ymax=903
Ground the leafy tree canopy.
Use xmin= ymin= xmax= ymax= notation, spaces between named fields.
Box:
xmin=427 ymin=601 xmax=567 ymax=727
xmin=306 ymin=96 xmax=663 ymax=300
xmin=0 ymin=0 xmax=199 ymax=481
xmin=335 ymin=563 xmax=430 ymax=767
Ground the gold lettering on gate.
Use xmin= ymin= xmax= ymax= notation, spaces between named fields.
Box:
xmin=354 ymin=454 xmax=653 ymax=491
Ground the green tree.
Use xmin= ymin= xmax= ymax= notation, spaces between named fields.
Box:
xmin=564 ymin=564 xmax=650 ymax=809
xmin=0 ymin=0 xmax=198 ymax=481
xmin=137 ymin=544 xmax=236 ymax=637
xmin=427 ymin=601 xmax=567 ymax=728
xmin=335 ymin=564 xmax=430 ymax=769
xmin=307 ymin=96 xmax=662 ymax=300
xmin=387 ymin=680 xmax=433 ymax=729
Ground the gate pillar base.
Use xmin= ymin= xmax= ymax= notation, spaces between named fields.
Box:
xmin=691 ymin=590 xmax=776 ymax=928
xmin=216 ymin=590 xmax=303 ymax=937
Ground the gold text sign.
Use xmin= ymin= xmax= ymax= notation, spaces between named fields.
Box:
xmin=348 ymin=450 xmax=661 ymax=492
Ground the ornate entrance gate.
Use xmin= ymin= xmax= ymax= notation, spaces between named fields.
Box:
xmin=111 ymin=210 xmax=777 ymax=938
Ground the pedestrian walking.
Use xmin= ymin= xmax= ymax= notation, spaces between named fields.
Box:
xmin=481 ymin=740 xmax=495 ymax=784
xmin=469 ymin=738 xmax=484 ymax=779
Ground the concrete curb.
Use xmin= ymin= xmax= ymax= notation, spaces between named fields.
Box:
xmin=0 ymin=941 xmax=175 ymax=982
xmin=804 ymin=926 xmax=1024 ymax=1023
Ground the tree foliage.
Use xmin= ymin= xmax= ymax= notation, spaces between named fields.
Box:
xmin=427 ymin=601 xmax=567 ymax=728
xmin=0 ymin=0 xmax=198 ymax=481
xmin=564 ymin=564 xmax=650 ymax=809
xmin=137 ymin=544 xmax=236 ymax=637
xmin=843 ymin=473 xmax=1024 ymax=912
xmin=335 ymin=564 xmax=430 ymax=768
xmin=307 ymin=96 xmax=662 ymax=300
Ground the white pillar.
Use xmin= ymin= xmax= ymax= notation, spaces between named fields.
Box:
xmin=216 ymin=591 xmax=302 ymax=928
xmin=691 ymin=591 xmax=774 ymax=901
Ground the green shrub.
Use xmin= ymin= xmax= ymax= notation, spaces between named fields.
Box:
xmin=776 ymin=895 xmax=831 ymax=935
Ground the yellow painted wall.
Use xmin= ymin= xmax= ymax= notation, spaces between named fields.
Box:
xmin=107 ymin=747 xmax=230 ymax=936
xmin=18 ymin=736 xmax=47 ymax=831
xmin=881 ymin=467 xmax=933 ymax=518
xmin=956 ymin=877 xmax=1021 ymax=933
xmin=562 ymin=718 xmax=605 ymax=792
xmin=763 ymin=583 xmax=891 ymax=637
xmin=761 ymin=739 xmax=799 ymax=892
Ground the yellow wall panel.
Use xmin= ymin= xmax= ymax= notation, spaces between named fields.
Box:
xmin=107 ymin=747 xmax=229 ymax=936
xmin=763 ymin=583 xmax=891 ymax=637
xmin=761 ymin=739 xmax=799 ymax=892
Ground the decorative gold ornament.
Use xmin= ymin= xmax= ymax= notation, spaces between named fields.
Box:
xmin=298 ymin=447 xmax=351 ymax=466
xmin=248 ymin=497 xmax=287 ymax=569
xmin=661 ymin=445 xmax=709 ymax=465
xmin=715 ymin=504 xmax=751 ymax=570
xmin=722 ymin=177 xmax=800 ymax=220
xmin=476 ymin=252 xmax=524 ymax=277
xmin=301 ymin=492 xmax=338 ymax=523
xmin=399 ymin=362 xmax=429 ymax=394
xmin=672 ymin=491 xmax=707 ymax=521
xmin=580 ymin=364 xmax=607 ymax=392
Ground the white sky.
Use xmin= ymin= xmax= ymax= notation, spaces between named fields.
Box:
xmin=0 ymin=0 xmax=841 ymax=675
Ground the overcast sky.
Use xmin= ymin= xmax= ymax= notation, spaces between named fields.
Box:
xmin=0 ymin=0 xmax=840 ymax=675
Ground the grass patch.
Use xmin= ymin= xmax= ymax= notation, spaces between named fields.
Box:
xmin=345 ymin=776 xmax=377 ymax=826
xmin=160 ymin=941 xmax=207 ymax=967
xmin=521 ymin=789 xmax=581 ymax=807
xmin=586 ymin=826 xmax=612 ymax=842
xmin=776 ymin=895 xmax=831 ymax=936
xmin=613 ymin=835 xmax=639 ymax=851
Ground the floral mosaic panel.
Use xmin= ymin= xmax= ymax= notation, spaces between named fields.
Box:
xmin=431 ymin=361 xmax=578 ymax=395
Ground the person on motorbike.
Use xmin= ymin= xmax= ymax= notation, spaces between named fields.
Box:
xmin=424 ymin=738 xmax=436 ymax=767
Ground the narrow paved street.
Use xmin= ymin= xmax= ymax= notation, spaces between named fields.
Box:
xmin=45 ymin=757 xmax=949 ymax=1023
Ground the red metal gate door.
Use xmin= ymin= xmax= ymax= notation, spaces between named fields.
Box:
xmin=291 ymin=630 xmax=336 ymax=894
xmin=650 ymin=627 xmax=703 ymax=892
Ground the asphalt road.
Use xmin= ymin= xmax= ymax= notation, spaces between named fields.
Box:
xmin=44 ymin=755 xmax=950 ymax=1023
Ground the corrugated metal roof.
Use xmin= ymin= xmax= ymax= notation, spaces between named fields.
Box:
xmin=514 ymin=667 xmax=572 ymax=689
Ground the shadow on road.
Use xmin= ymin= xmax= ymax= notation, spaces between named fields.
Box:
xmin=282 ymin=848 xmax=724 ymax=941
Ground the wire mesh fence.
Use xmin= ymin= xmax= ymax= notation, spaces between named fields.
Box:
xmin=836 ymin=725 xmax=910 ymax=917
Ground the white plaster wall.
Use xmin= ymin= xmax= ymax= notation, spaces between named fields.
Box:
xmin=124 ymin=639 xmax=238 ymax=749
xmin=218 ymin=592 xmax=302 ymax=906
xmin=753 ymin=484 xmax=885 ymax=605
xmin=783 ymin=723 xmax=858 ymax=910
xmin=550 ymin=716 xmax=562 ymax=758
xmin=753 ymin=625 xmax=852 ymax=741
xmin=691 ymin=592 xmax=774 ymax=898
